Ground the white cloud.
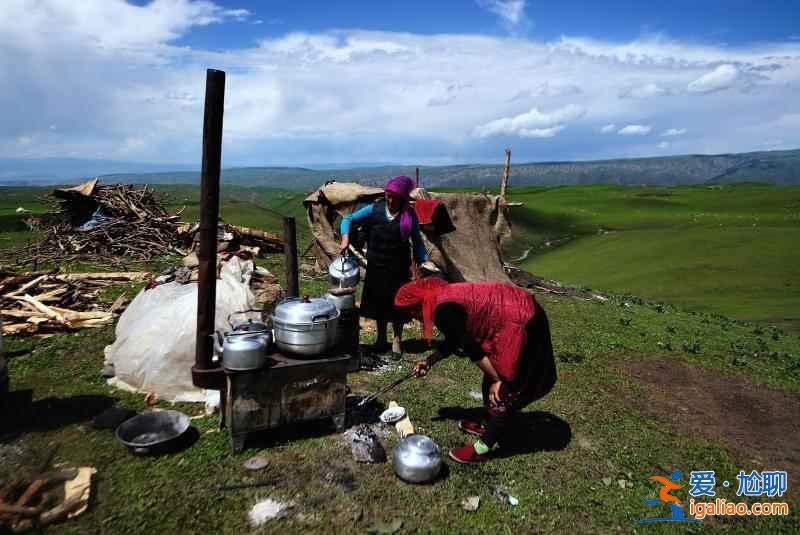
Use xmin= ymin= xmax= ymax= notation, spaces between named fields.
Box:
xmin=618 ymin=125 xmax=652 ymax=136
xmin=473 ymin=105 xmax=585 ymax=138
xmin=687 ymin=64 xmax=740 ymax=94
xmin=520 ymin=126 xmax=564 ymax=138
xmin=662 ymin=128 xmax=687 ymax=137
xmin=600 ymin=124 xmax=617 ymax=133
xmin=476 ymin=1 xmax=529 ymax=32
xmin=510 ymin=83 xmax=582 ymax=101
xmin=658 ymin=141 xmax=670 ymax=149
xmin=1 ymin=1 xmax=800 ymax=165
xmin=620 ymin=83 xmax=669 ymax=99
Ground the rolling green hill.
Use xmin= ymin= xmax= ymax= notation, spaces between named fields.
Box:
xmin=3 ymin=182 xmax=798 ymax=331
xmin=509 ymin=183 xmax=800 ymax=330
xmin=2 ymin=148 xmax=799 ymax=188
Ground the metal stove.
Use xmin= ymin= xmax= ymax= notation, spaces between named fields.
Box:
xmin=223 ymin=350 xmax=355 ymax=452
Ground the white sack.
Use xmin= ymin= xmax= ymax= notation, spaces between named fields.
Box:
xmin=105 ymin=256 xmax=258 ymax=402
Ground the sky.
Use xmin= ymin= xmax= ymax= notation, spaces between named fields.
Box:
xmin=1 ymin=0 xmax=799 ymax=166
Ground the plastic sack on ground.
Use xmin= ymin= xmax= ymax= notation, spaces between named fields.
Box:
xmin=104 ymin=256 xmax=258 ymax=402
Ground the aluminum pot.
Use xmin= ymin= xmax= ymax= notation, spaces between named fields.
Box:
xmin=273 ymin=296 xmax=340 ymax=357
xmin=328 ymin=254 xmax=360 ymax=288
xmin=324 ymin=286 xmax=356 ymax=311
xmin=392 ymin=434 xmax=443 ymax=484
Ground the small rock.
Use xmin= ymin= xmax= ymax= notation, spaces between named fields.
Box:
xmin=101 ymin=363 xmax=116 ymax=378
xmin=243 ymin=456 xmax=269 ymax=471
xmin=468 ymin=390 xmax=483 ymax=401
xmin=602 ymin=477 xmax=612 ymax=486
xmin=344 ymin=425 xmax=386 ymax=463
xmin=617 ymin=479 xmax=628 ymax=489
xmin=461 ymin=496 xmax=480 ymax=512
xmin=509 ymin=496 xmax=519 ymax=506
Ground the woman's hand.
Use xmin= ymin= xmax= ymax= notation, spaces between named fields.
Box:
xmin=488 ymin=380 xmax=503 ymax=406
xmin=411 ymin=262 xmax=421 ymax=280
xmin=339 ymin=234 xmax=350 ymax=254
xmin=413 ymin=360 xmax=430 ymax=377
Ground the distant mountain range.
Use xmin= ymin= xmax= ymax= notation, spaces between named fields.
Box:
xmin=1 ymin=149 xmax=798 ymax=189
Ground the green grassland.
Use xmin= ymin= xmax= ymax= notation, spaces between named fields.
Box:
xmin=2 ymin=182 xmax=799 ymax=533
xmin=507 ymin=184 xmax=800 ymax=331
xmin=3 ymin=263 xmax=799 ymax=534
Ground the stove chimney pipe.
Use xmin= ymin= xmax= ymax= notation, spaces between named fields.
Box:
xmin=192 ymin=68 xmax=225 ymax=389
xmin=283 ymin=217 xmax=299 ymax=298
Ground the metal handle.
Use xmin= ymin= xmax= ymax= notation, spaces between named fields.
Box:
xmin=227 ymin=309 xmax=264 ymax=325
xmin=311 ymin=314 xmax=330 ymax=323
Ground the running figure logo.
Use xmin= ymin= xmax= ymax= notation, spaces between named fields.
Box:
xmin=640 ymin=470 xmax=702 ymax=523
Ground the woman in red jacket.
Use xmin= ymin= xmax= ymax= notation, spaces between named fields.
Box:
xmin=394 ymin=277 xmax=556 ymax=464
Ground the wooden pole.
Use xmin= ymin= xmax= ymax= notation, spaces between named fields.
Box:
xmin=194 ymin=69 xmax=225 ymax=385
xmin=283 ymin=217 xmax=299 ymax=298
xmin=500 ymin=148 xmax=511 ymax=200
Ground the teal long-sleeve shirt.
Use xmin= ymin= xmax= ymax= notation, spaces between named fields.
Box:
xmin=340 ymin=203 xmax=429 ymax=262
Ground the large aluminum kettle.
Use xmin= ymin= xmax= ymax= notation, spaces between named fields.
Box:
xmin=328 ymin=252 xmax=360 ymax=288
xmin=216 ymin=318 xmax=272 ymax=371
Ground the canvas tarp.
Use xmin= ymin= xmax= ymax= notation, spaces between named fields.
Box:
xmin=304 ymin=182 xmax=512 ymax=283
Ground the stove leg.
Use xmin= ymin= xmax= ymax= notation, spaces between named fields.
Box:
xmin=332 ymin=413 xmax=346 ymax=433
xmin=231 ymin=433 xmax=246 ymax=454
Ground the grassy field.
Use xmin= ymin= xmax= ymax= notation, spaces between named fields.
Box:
xmin=2 ymin=182 xmax=799 ymax=533
xmin=506 ymin=184 xmax=800 ymax=331
xmin=3 ymin=265 xmax=799 ymax=534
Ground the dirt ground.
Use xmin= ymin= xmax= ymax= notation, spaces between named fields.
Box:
xmin=621 ymin=359 xmax=800 ymax=498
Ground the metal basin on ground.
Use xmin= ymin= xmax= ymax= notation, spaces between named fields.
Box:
xmin=116 ymin=410 xmax=190 ymax=453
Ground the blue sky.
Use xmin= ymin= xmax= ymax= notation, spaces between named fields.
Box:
xmin=1 ymin=0 xmax=799 ymax=166
xmin=171 ymin=0 xmax=800 ymax=47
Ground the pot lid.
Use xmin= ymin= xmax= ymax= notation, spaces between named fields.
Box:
xmin=398 ymin=434 xmax=441 ymax=455
xmin=274 ymin=295 xmax=338 ymax=324
xmin=231 ymin=318 xmax=268 ymax=332
xmin=328 ymin=286 xmax=356 ymax=296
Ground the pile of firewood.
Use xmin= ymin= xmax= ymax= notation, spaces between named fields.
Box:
xmin=14 ymin=179 xmax=182 ymax=266
xmin=0 ymin=270 xmax=149 ymax=336
xmin=0 ymin=468 xmax=94 ymax=532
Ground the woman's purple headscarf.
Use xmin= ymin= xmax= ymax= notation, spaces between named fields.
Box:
xmin=384 ymin=175 xmax=416 ymax=241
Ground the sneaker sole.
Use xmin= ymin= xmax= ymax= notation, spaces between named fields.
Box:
xmin=458 ymin=422 xmax=485 ymax=438
xmin=448 ymin=450 xmax=485 ymax=464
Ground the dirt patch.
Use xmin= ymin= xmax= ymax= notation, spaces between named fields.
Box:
xmin=622 ymin=359 xmax=800 ymax=497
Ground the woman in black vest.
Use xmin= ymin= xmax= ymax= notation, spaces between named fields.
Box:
xmin=339 ymin=176 xmax=429 ymax=358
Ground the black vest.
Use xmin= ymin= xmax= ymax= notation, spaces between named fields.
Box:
xmin=366 ymin=201 xmax=411 ymax=270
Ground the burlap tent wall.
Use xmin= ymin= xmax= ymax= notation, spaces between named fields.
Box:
xmin=304 ymin=182 xmax=512 ymax=283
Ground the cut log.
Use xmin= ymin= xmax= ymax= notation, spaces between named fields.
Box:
xmin=55 ymin=272 xmax=149 ymax=282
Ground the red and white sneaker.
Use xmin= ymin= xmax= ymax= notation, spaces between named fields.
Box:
xmin=458 ymin=420 xmax=486 ymax=437
xmin=448 ymin=444 xmax=489 ymax=464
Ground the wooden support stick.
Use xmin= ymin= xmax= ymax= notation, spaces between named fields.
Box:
xmin=500 ymin=148 xmax=511 ymax=200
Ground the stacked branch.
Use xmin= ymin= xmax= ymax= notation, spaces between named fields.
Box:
xmin=0 ymin=270 xmax=148 ymax=336
xmin=14 ymin=180 xmax=182 ymax=266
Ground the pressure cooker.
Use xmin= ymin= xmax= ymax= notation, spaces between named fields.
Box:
xmin=272 ymin=296 xmax=340 ymax=357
